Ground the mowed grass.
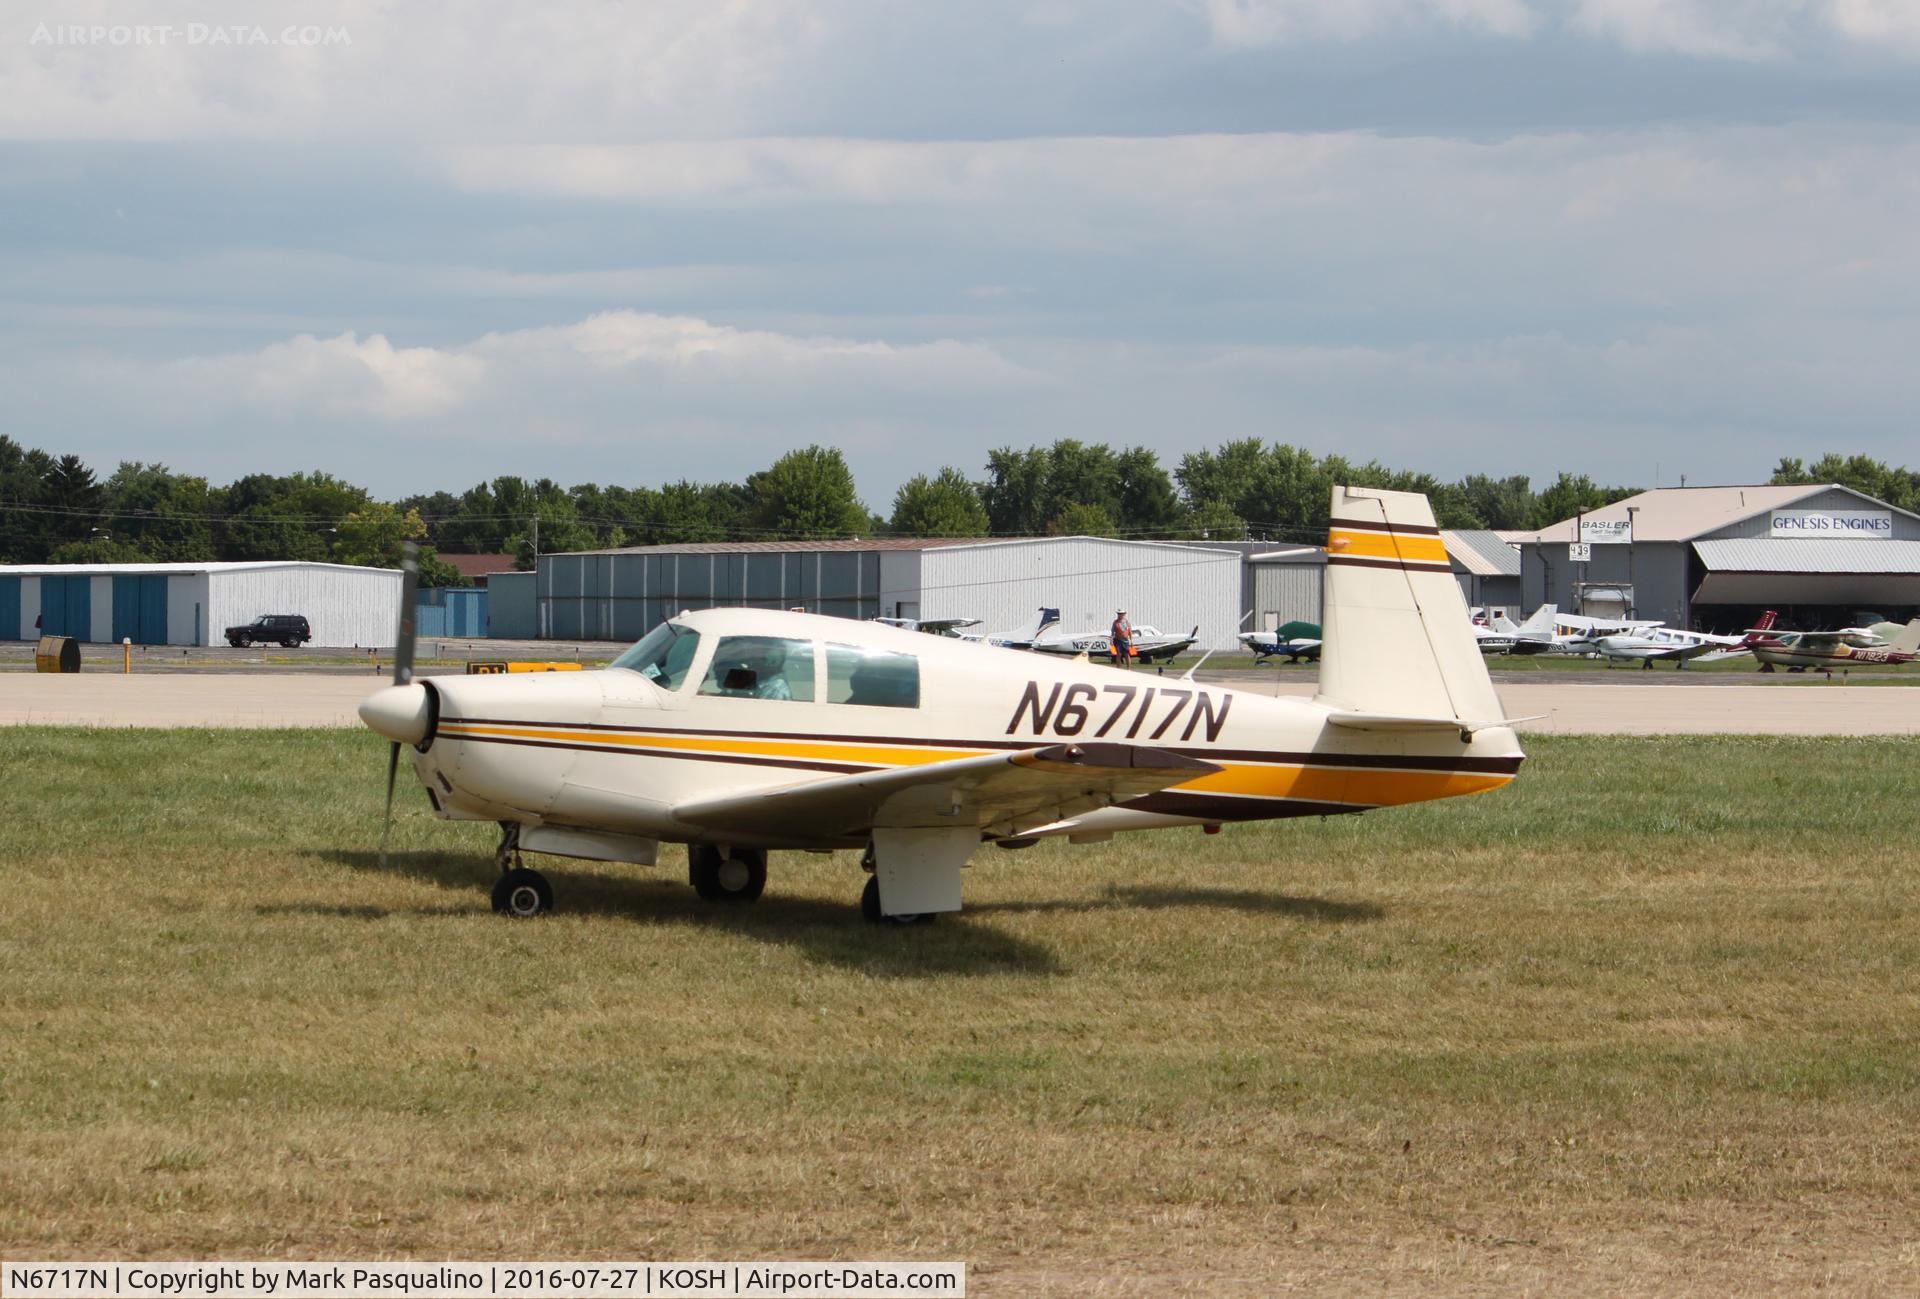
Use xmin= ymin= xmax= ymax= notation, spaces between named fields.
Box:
xmin=2 ymin=730 xmax=1918 ymax=1294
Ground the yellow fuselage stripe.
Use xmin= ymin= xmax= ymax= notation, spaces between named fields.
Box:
xmin=1327 ymin=528 xmax=1451 ymax=564
xmin=438 ymin=724 xmax=1512 ymax=809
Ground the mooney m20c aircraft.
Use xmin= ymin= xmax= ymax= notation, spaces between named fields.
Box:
xmin=359 ymin=487 xmax=1524 ymax=923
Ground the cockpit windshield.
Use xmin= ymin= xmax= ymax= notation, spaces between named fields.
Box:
xmin=610 ymin=621 xmax=703 ymax=690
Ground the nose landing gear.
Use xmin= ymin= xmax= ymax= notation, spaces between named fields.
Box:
xmin=490 ymin=822 xmax=553 ymax=918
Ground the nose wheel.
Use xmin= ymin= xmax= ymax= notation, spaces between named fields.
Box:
xmin=491 ymin=822 xmax=553 ymax=918
xmin=492 ymin=867 xmax=553 ymax=918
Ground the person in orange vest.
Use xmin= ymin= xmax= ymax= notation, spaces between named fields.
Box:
xmin=1110 ymin=609 xmax=1134 ymax=668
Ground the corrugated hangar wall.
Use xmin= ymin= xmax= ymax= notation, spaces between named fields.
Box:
xmin=919 ymin=539 xmax=1243 ymax=649
xmin=209 ymin=566 xmax=401 ymax=648
xmin=537 ymin=550 xmax=888 ymax=641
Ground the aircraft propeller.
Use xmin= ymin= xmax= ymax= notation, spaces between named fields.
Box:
xmin=379 ymin=541 xmax=421 ymax=866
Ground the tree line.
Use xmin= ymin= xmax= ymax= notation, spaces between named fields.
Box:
xmin=4 ymin=432 xmax=1912 ymax=582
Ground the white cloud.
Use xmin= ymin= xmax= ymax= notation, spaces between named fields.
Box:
xmin=169 ymin=331 xmax=483 ymax=419
xmin=146 ymin=311 xmax=1032 ymax=429
xmin=1824 ymin=0 xmax=1920 ymax=54
xmin=1569 ymin=0 xmax=1802 ymax=61
xmin=1202 ymin=0 xmax=1538 ymax=46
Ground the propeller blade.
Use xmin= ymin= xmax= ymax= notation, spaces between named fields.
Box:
xmin=394 ymin=540 xmax=420 ymax=686
xmin=379 ymin=739 xmax=401 ymax=866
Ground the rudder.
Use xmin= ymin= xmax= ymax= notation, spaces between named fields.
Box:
xmin=1314 ymin=485 xmax=1505 ymax=723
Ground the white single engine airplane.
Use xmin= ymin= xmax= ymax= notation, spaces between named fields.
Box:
xmin=873 ymin=616 xmax=983 ymax=638
xmin=1027 ymin=613 xmax=1201 ymax=665
xmin=1239 ymin=621 xmax=1321 ymax=664
xmin=1573 ymin=623 xmax=1751 ymax=668
xmin=359 ymin=487 xmax=1525 ymax=923
xmin=1470 ymin=604 xmax=1559 ymax=655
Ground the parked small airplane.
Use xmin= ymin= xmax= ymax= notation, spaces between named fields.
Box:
xmin=1745 ymin=615 xmax=1920 ymax=672
xmin=1471 ymin=604 xmax=1559 ymax=655
xmin=1239 ymin=621 xmax=1322 ymax=664
xmin=1028 ymin=614 xmax=1201 ymax=665
xmin=358 ymin=486 xmax=1525 ymax=923
xmin=873 ymin=616 xmax=983 ymax=638
xmin=1574 ymin=623 xmax=1751 ymax=668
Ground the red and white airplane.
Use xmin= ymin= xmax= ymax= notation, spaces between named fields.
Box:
xmin=1743 ymin=613 xmax=1920 ymax=672
xmin=358 ymin=486 xmax=1526 ymax=923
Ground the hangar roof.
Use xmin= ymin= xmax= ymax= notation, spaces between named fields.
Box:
xmin=1526 ymin=484 xmax=1912 ymax=543
xmin=0 ymin=561 xmax=396 ymax=576
xmin=577 ymin=538 xmax=976 ymax=555
xmin=1442 ymin=530 xmax=1522 ymax=577
xmin=576 ymin=536 xmax=1240 ymax=557
xmin=1693 ymin=539 xmax=1920 ymax=573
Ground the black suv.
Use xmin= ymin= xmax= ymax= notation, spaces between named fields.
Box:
xmin=226 ymin=614 xmax=311 ymax=648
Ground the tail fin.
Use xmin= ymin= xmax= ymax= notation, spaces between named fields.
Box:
xmin=1315 ymin=485 xmax=1505 ymax=724
xmin=1520 ymin=603 xmax=1558 ymax=636
xmin=1755 ymin=610 xmax=1778 ymax=633
xmin=1892 ymin=619 xmax=1920 ymax=655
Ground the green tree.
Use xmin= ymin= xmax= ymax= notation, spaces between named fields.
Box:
xmin=890 ymin=468 xmax=988 ymax=536
xmin=1113 ymin=446 xmax=1182 ymax=535
xmin=102 ymin=461 xmax=218 ymax=562
xmin=1180 ymin=499 xmax=1247 ymax=541
xmin=47 ymin=535 xmax=152 ymax=564
xmin=751 ymin=446 xmax=870 ymax=538
xmin=1459 ymin=474 xmax=1535 ymax=531
xmin=1047 ymin=501 xmax=1117 ymax=536
xmin=981 ymin=446 xmax=1051 ymax=534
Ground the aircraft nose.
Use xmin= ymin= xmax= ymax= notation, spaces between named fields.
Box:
xmin=359 ymin=683 xmax=432 ymax=745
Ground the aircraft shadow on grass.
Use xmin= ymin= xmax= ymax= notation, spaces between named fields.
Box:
xmin=968 ymin=885 xmax=1385 ymax=923
xmin=306 ymin=848 xmax=1065 ymax=980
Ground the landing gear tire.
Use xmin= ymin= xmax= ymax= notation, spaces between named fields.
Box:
xmin=689 ymin=844 xmax=766 ymax=902
xmin=492 ymin=867 xmax=553 ymax=918
xmin=861 ymin=874 xmax=933 ymax=925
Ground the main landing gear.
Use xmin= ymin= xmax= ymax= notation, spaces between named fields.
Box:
xmin=688 ymin=843 xmax=767 ymax=903
xmin=491 ymin=823 xmax=553 ymax=919
xmin=859 ymin=841 xmax=935 ymax=925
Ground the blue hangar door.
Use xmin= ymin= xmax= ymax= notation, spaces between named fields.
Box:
xmin=40 ymin=575 xmax=93 ymax=641
xmin=112 ymin=575 xmax=168 ymax=644
xmin=0 ymin=576 xmax=19 ymax=640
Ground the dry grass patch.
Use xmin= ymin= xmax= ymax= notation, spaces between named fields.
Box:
xmin=1 ymin=730 xmax=1917 ymax=1294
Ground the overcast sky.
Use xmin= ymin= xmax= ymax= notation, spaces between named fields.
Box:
xmin=4 ymin=1 xmax=1919 ymax=506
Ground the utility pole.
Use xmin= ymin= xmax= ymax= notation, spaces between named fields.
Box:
xmin=1625 ymin=505 xmax=1639 ymax=619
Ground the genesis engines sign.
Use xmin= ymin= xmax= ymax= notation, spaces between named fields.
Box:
xmin=1769 ymin=510 xmax=1892 ymax=539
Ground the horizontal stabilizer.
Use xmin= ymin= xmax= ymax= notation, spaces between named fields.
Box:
xmin=1324 ymin=711 xmax=1538 ymax=735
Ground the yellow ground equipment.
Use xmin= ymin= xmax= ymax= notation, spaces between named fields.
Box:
xmin=466 ymin=661 xmax=585 ymax=674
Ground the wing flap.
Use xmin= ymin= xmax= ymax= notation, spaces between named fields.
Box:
xmin=671 ymin=742 xmax=1219 ymax=843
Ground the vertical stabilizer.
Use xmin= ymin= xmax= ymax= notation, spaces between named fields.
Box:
xmin=1314 ymin=485 xmax=1506 ymax=723
xmin=1892 ymin=619 xmax=1920 ymax=655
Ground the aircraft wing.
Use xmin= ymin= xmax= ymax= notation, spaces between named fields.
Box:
xmin=671 ymin=742 xmax=1221 ymax=842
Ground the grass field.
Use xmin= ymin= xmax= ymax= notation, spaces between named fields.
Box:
xmin=3 ymin=730 xmax=1918 ymax=1294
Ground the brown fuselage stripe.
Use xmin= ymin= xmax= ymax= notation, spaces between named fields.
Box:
xmin=1326 ymin=555 xmax=1455 ymax=574
xmin=446 ymin=731 xmax=874 ymax=775
xmin=1327 ymin=517 xmax=1441 ymax=536
xmin=443 ymin=717 xmax=1520 ymax=774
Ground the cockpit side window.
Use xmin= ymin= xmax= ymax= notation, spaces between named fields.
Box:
xmin=610 ymin=621 xmax=703 ymax=690
xmin=827 ymin=643 xmax=920 ymax=708
xmin=699 ymin=636 xmax=817 ymax=702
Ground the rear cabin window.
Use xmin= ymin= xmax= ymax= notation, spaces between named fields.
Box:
xmin=827 ymin=643 xmax=920 ymax=708
xmin=699 ymin=635 xmax=817 ymax=702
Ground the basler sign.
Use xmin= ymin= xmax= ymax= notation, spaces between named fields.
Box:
xmin=1769 ymin=510 xmax=1893 ymax=539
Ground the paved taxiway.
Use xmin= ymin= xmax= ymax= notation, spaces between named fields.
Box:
xmin=3 ymin=672 xmax=1914 ymax=734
